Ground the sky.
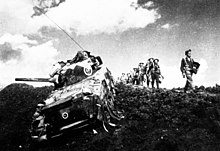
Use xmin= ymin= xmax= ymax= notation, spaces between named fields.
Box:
xmin=0 ymin=0 xmax=220 ymax=88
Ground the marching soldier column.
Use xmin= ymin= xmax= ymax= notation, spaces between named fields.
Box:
xmin=119 ymin=57 xmax=163 ymax=89
xmin=119 ymin=49 xmax=200 ymax=92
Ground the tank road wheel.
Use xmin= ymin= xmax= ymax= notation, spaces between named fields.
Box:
xmin=30 ymin=114 xmax=50 ymax=142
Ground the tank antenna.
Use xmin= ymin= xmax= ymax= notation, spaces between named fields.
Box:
xmin=43 ymin=13 xmax=85 ymax=51
xmin=31 ymin=1 xmax=85 ymax=51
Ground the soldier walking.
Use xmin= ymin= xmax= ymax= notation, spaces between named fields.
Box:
xmin=151 ymin=59 xmax=161 ymax=89
xmin=132 ymin=68 xmax=139 ymax=85
xmin=138 ymin=62 xmax=146 ymax=86
xmin=126 ymin=73 xmax=133 ymax=84
xmin=180 ymin=49 xmax=199 ymax=93
xmin=120 ymin=73 xmax=127 ymax=84
xmin=145 ymin=58 xmax=154 ymax=88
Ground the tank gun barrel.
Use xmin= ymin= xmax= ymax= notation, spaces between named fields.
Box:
xmin=15 ymin=78 xmax=52 ymax=82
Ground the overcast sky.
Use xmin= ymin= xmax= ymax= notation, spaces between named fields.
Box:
xmin=0 ymin=0 xmax=220 ymax=88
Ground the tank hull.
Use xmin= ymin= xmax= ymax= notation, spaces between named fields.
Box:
xmin=29 ymin=67 xmax=122 ymax=141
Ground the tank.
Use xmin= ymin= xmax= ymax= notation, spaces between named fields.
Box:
xmin=16 ymin=65 xmax=122 ymax=141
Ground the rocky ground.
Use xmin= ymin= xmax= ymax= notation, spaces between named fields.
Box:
xmin=1 ymin=83 xmax=220 ymax=151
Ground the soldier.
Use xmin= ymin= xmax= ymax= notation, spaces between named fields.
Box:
xmin=49 ymin=61 xmax=67 ymax=89
xmin=145 ymin=58 xmax=154 ymax=88
xmin=180 ymin=49 xmax=199 ymax=93
xmin=48 ymin=51 xmax=89 ymax=87
xmin=120 ymin=73 xmax=127 ymax=84
xmin=63 ymin=51 xmax=103 ymax=86
xmin=66 ymin=50 xmax=90 ymax=64
xmin=50 ymin=50 xmax=102 ymax=88
xmin=138 ymin=62 xmax=146 ymax=86
xmin=63 ymin=50 xmax=102 ymax=75
xmin=126 ymin=73 xmax=133 ymax=84
xmin=151 ymin=59 xmax=161 ymax=89
xmin=132 ymin=68 xmax=139 ymax=85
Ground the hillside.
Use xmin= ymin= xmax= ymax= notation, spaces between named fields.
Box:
xmin=0 ymin=83 xmax=220 ymax=150
xmin=0 ymin=83 xmax=53 ymax=150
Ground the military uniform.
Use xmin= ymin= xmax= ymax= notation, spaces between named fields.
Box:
xmin=49 ymin=61 xmax=66 ymax=89
xmin=138 ymin=63 xmax=146 ymax=86
xmin=180 ymin=57 xmax=194 ymax=92
xmin=120 ymin=73 xmax=127 ymax=84
xmin=180 ymin=49 xmax=199 ymax=93
xmin=145 ymin=58 xmax=154 ymax=88
xmin=151 ymin=59 xmax=161 ymax=89
xmin=132 ymin=68 xmax=139 ymax=85
xmin=126 ymin=73 xmax=133 ymax=84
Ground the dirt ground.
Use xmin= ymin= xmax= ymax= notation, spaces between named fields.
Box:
xmin=1 ymin=83 xmax=220 ymax=151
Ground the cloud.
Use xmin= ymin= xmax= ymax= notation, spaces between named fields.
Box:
xmin=0 ymin=0 xmax=160 ymax=35
xmin=0 ymin=33 xmax=37 ymax=46
xmin=160 ymin=64 xmax=185 ymax=89
xmin=161 ymin=23 xmax=179 ymax=30
xmin=161 ymin=23 xmax=170 ymax=29
xmin=0 ymin=33 xmax=59 ymax=86
xmin=0 ymin=33 xmax=38 ymax=63
xmin=194 ymin=58 xmax=208 ymax=86
xmin=46 ymin=0 xmax=160 ymax=35
xmin=137 ymin=0 xmax=220 ymax=24
xmin=159 ymin=58 xmax=209 ymax=88
xmin=218 ymin=79 xmax=220 ymax=85
xmin=0 ymin=42 xmax=21 ymax=63
xmin=31 ymin=0 xmax=66 ymax=17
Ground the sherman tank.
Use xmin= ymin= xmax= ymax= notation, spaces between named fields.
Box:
xmin=15 ymin=61 xmax=122 ymax=141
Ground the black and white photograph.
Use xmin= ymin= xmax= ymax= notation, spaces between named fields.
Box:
xmin=0 ymin=0 xmax=220 ymax=150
